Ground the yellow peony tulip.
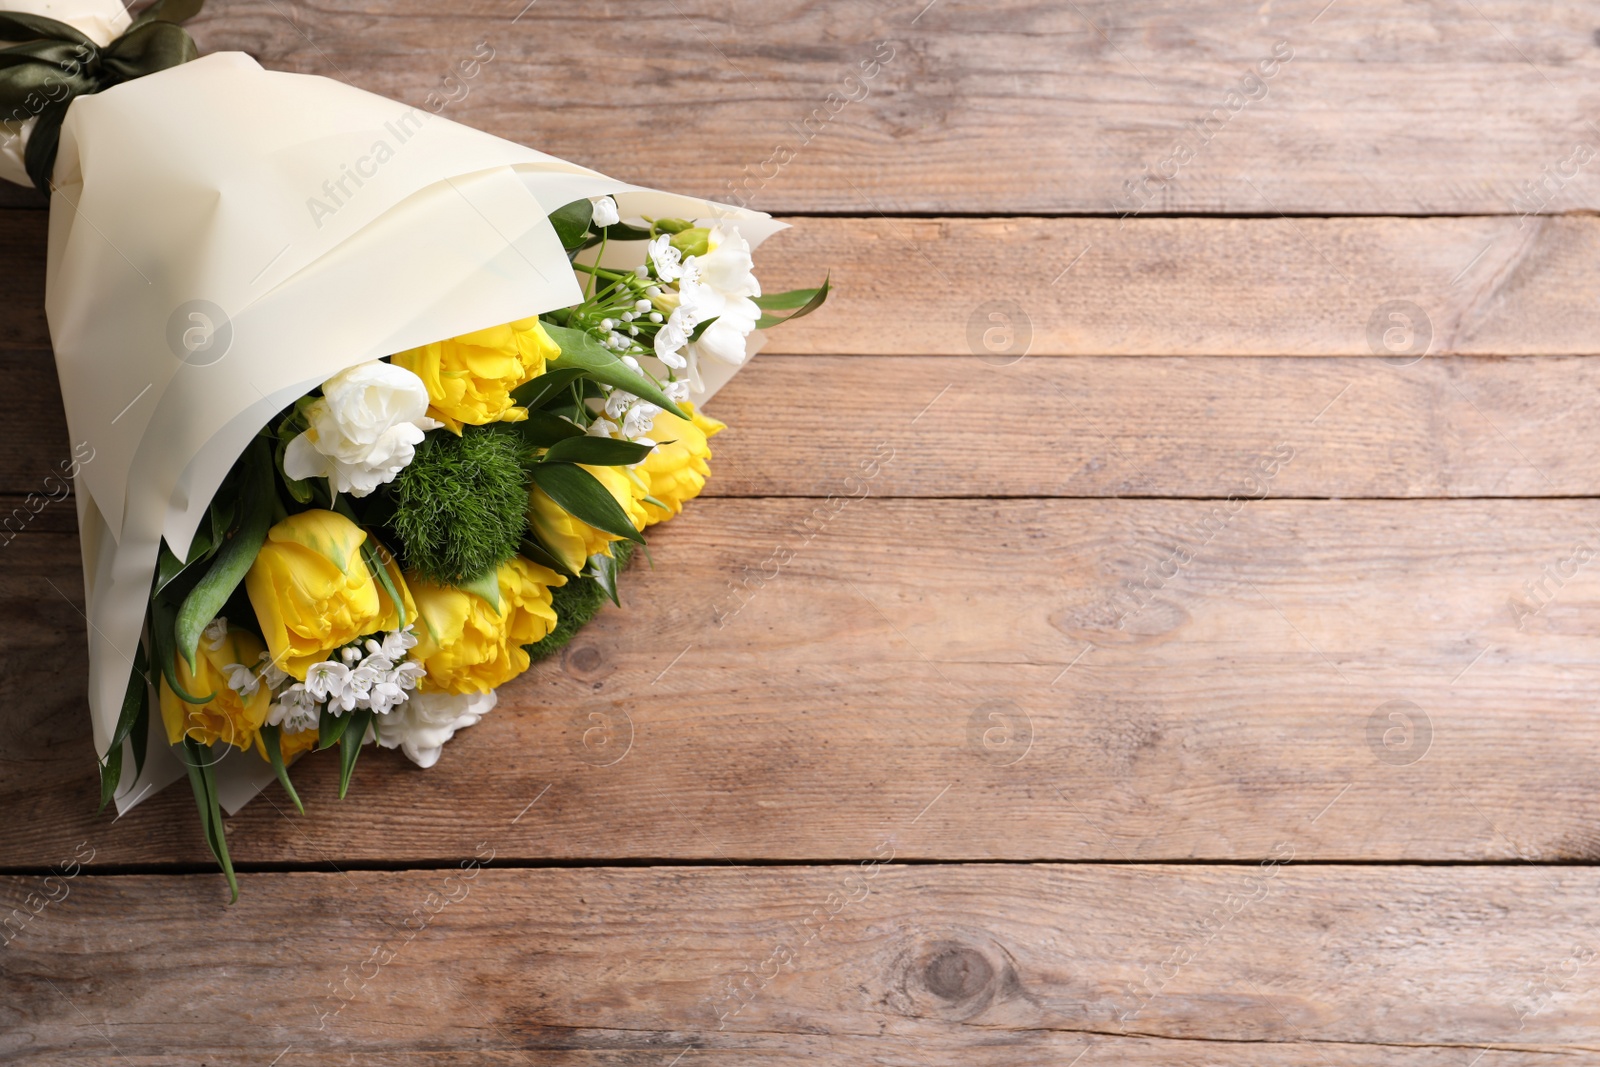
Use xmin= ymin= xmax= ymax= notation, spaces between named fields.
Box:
xmin=159 ymin=622 xmax=272 ymax=751
xmin=408 ymin=557 xmax=565 ymax=693
xmin=527 ymin=463 xmax=647 ymax=574
xmin=246 ymin=510 xmax=401 ymax=680
xmin=636 ymin=404 xmax=724 ymax=526
xmin=391 ymin=316 xmax=559 ymax=433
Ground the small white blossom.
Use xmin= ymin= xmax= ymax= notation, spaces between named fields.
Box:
xmin=267 ymin=683 xmax=319 ymax=736
xmin=634 ymin=299 xmax=653 ymax=314
xmin=304 ymin=660 xmax=351 ymax=705
xmin=591 ymin=195 xmax=620 ymax=227
xmin=664 ymin=378 xmax=691 ymax=403
xmin=254 ymin=652 xmax=288 ymax=691
xmin=202 ymin=617 xmax=229 ymax=652
xmin=588 ymin=417 xmax=619 ymax=438
xmin=222 ymin=662 xmax=260 ymax=698
xmin=393 ymin=661 xmax=426 ymax=690
xmin=623 ymin=401 xmax=661 ymax=440
xmin=649 ymin=235 xmax=684 ymax=282
xmin=379 ymin=627 xmax=418 ymax=660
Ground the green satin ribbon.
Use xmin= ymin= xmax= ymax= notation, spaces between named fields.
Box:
xmin=0 ymin=0 xmax=203 ymax=194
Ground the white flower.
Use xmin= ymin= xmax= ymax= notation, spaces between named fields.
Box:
xmin=649 ymin=235 xmax=684 ymax=283
xmin=380 ymin=627 xmax=418 ymax=660
xmin=392 ymin=661 xmax=426 ymax=690
xmin=304 ymin=660 xmax=351 ymax=705
xmin=689 ymin=314 xmax=759 ymax=367
xmin=653 ymin=315 xmax=689 ymax=369
xmin=374 ymin=690 xmax=498 ymax=769
xmin=202 ymin=617 xmax=230 ymax=652
xmin=222 ymin=662 xmax=260 ymax=698
xmin=696 ymin=224 xmax=761 ymax=300
xmin=588 ymin=417 xmax=619 ymax=438
xmin=622 ymin=401 xmax=661 ymax=439
xmin=254 ymin=652 xmax=288 ymax=691
xmin=367 ymin=679 xmax=408 ymax=715
xmin=663 ymin=378 xmax=691 ymax=403
xmin=283 ymin=360 xmax=443 ymax=497
xmin=591 ymin=196 xmax=620 ymax=227
xmin=267 ymin=683 xmax=320 ymax=736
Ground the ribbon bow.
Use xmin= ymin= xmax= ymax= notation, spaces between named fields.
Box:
xmin=0 ymin=0 xmax=203 ymax=194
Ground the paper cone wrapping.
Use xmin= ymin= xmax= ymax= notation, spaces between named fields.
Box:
xmin=40 ymin=50 xmax=781 ymax=813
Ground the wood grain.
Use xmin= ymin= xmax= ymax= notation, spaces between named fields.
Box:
xmin=9 ymin=351 xmax=1600 ymax=501
xmin=5 ymin=864 xmax=1600 ymax=1064
xmin=10 ymin=213 xmax=1600 ymax=357
xmin=134 ymin=0 xmax=1600 ymax=217
xmin=7 ymin=497 xmax=1600 ymax=867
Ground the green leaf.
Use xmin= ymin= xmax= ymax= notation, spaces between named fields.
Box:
xmin=543 ymin=323 xmax=688 ymax=420
xmin=361 ymin=537 xmax=407 ymax=632
xmin=97 ymin=743 xmax=121 ymax=812
xmin=150 ymin=596 xmax=215 ymax=705
xmin=519 ymin=537 xmax=577 ymax=579
xmin=540 ymin=436 xmax=654 ymax=466
xmin=129 ymin=681 xmax=151 ymax=781
xmin=338 ymin=709 xmax=373 ymax=800
xmin=181 ymin=738 xmax=239 ymax=903
xmin=510 ymin=367 xmax=589 ymax=412
xmin=588 ymin=548 xmax=625 ymax=608
xmin=513 ymin=410 xmax=588 ymax=449
xmin=259 ymin=724 xmax=305 ymax=815
xmin=531 ymin=463 xmax=645 ymax=544
xmin=176 ymin=440 xmax=273 ymax=672
xmin=99 ymin=644 xmax=150 ymax=810
xmin=581 ymin=221 xmax=653 ymax=248
xmin=319 ymin=708 xmax=352 ymax=751
xmin=548 ymin=198 xmax=594 ymax=251
xmin=457 ymin=566 xmax=503 ymax=613
xmin=755 ymin=274 xmax=831 ymax=329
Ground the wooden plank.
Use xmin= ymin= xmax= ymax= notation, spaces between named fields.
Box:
xmin=146 ymin=0 xmax=1600 ymax=216
xmin=10 ymin=350 xmax=1600 ymax=500
xmin=9 ymin=212 xmax=1600 ymax=357
xmin=4 ymin=864 xmax=1599 ymax=1063
xmin=6 ymin=497 xmax=1600 ymax=867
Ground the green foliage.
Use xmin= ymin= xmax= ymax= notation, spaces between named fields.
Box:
xmin=388 ymin=427 xmax=529 ymax=584
xmin=526 ymin=541 xmax=635 ymax=662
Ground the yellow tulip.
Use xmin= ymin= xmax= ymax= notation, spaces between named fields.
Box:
xmin=391 ymin=316 xmax=559 ymax=433
xmin=636 ymin=404 xmax=724 ymax=526
xmin=527 ymin=463 xmax=646 ymax=573
xmin=159 ymin=621 xmax=272 ymax=751
xmin=408 ymin=557 xmax=565 ymax=693
xmin=245 ymin=510 xmax=398 ymax=680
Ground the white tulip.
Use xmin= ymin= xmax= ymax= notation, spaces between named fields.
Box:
xmin=283 ymin=360 xmax=442 ymax=497
xmin=374 ymin=690 xmax=497 ymax=769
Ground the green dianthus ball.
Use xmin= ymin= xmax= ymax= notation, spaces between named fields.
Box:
xmin=388 ymin=426 xmax=528 ymax=584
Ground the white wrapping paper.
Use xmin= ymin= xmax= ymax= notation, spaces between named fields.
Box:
xmin=35 ymin=49 xmax=781 ymax=813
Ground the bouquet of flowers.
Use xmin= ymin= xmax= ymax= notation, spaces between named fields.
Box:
xmin=6 ymin=0 xmax=827 ymax=897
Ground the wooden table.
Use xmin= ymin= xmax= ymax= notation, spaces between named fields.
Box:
xmin=6 ymin=2 xmax=1600 ymax=1062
